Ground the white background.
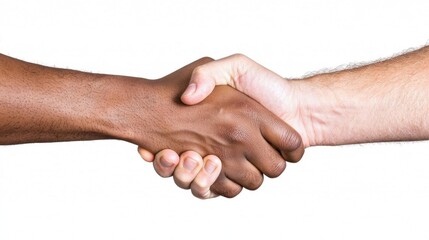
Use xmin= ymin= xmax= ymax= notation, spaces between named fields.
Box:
xmin=1 ymin=0 xmax=429 ymax=239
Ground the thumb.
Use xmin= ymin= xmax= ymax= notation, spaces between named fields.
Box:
xmin=180 ymin=56 xmax=238 ymax=105
xmin=180 ymin=73 xmax=216 ymax=105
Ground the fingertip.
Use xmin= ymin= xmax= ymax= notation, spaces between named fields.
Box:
xmin=187 ymin=155 xmax=222 ymax=199
xmin=180 ymin=92 xmax=201 ymax=105
xmin=155 ymin=149 xmax=180 ymax=167
xmin=181 ymin=82 xmax=197 ymax=101
xmin=137 ymin=147 xmax=154 ymax=162
xmin=281 ymin=142 xmax=305 ymax=163
xmin=181 ymin=66 xmax=217 ymax=105
xmin=265 ymin=160 xmax=287 ymax=178
xmin=173 ymin=151 xmax=204 ymax=189
xmin=203 ymin=155 xmax=222 ymax=174
xmin=180 ymin=83 xmax=213 ymax=105
xmin=153 ymin=149 xmax=180 ymax=177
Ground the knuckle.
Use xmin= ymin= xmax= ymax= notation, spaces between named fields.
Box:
xmin=280 ymin=130 xmax=302 ymax=151
xmin=241 ymin=171 xmax=263 ymax=190
xmin=287 ymin=149 xmax=304 ymax=163
xmin=222 ymin=124 xmax=248 ymax=144
xmin=231 ymin=53 xmax=249 ymax=62
xmin=266 ymin=160 xmax=286 ymax=178
xmin=222 ymin=186 xmax=243 ymax=198
xmin=287 ymin=158 xmax=300 ymax=164
xmin=193 ymin=57 xmax=214 ymax=67
xmin=200 ymin=56 xmax=214 ymax=62
xmin=234 ymin=98 xmax=253 ymax=110
xmin=158 ymin=170 xmax=172 ymax=178
xmin=154 ymin=163 xmax=172 ymax=178
xmin=191 ymin=65 xmax=206 ymax=79
xmin=230 ymin=54 xmax=252 ymax=77
xmin=230 ymin=100 xmax=260 ymax=122
xmin=228 ymin=126 xmax=248 ymax=143
xmin=211 ymin=181 xmax=242 ymax=198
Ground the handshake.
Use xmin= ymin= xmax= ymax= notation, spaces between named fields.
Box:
xmin=1 ymin=47 xmax=427 ymax=199
xmin=135 ymin=55 xmax=308 ymax=199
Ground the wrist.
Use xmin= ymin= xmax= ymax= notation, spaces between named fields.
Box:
xmin=88 ymin=75 xmax=155 ymax=144
xmin=292 ymin=72 xmax=361 ymax=146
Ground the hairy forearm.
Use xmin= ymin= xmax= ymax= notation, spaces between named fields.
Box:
xmin=0 ymin=54 xmax=146 ymax=144
xmin=297 ymin=46 xmax=429 ymax=146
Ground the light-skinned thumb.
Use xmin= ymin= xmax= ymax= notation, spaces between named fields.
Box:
xmin=181 ymin=74 xmax=216 ymax=105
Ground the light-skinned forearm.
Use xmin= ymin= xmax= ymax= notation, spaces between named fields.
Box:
xmin=296 ymin=47 xmax=429 ymax=146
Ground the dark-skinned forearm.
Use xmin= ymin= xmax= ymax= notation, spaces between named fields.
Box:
xmin=0 ymin=54 xmax=147 ymax=145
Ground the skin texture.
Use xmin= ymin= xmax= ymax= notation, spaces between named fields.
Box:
xmin=0 ymin=54 xmax=304 ymax=198
xmin=145 ymin=46 xmax=429 ymax=199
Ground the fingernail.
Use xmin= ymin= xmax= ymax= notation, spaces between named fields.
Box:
xmin=183 ymin=157 xmax=198 ymax=171
xmin=160 ymin=157 xmax=174 ymax=168
xmin=204 ymin=160 xmax=217 ymax=174
xmin=182 ymin=83 xmax=197 ymax=96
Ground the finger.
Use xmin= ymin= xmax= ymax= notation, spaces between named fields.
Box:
xmin=223 ymin=159 xmax=264 ymax=190
xmin=190 ymin=155 xmax=222 ymax=199
xmin=173 ymin=151 xmax=204 ymax=189
xmin=181 ymin=54 xmax=247 ymax=105
xmin=152 ymin=149 xmax=180 ymax=178
xmin=137 ymin=146 xmax=155 ymax=162
xmin=210 ymin=174 xmax=243 ymax=198
xmin=245 ymin=139 xmax=287 ymax=178
xmin=242 ymin=137 xmax=286 ymax=179
xmin=260 ymin=112 xmax=305 ymax=163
